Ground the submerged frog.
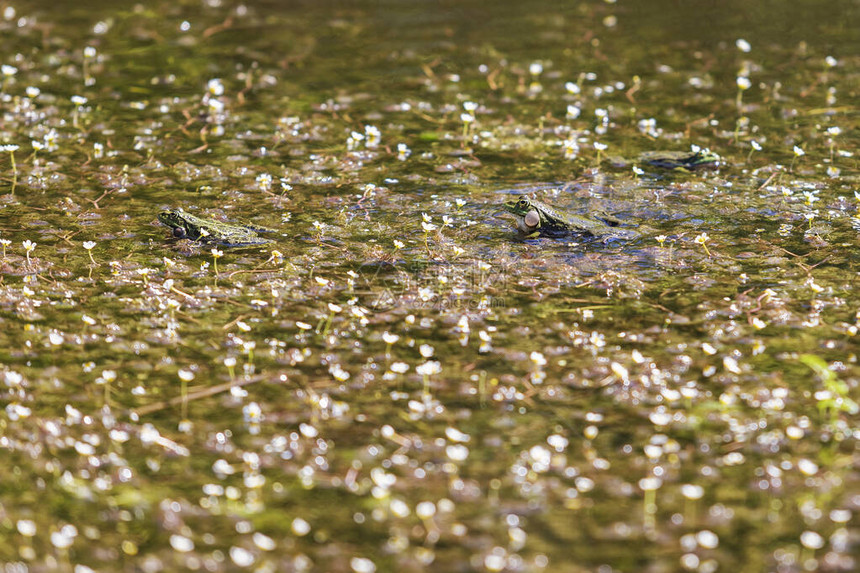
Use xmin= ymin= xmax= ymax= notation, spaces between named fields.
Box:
xmin=158 ymin=208 xmax=274 ymax=246
xmin=502 ymin=197 xmax=638 ymax=239
xmin=610 ymin=148 xmax=722 ymax=171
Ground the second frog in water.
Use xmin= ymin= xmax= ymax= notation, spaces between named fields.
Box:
xmin=502 ymin=197 xmax=640 ymax=239
xmin=158 ymin=208 xmax=275 ymax=247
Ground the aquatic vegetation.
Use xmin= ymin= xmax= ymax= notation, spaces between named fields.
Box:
xmin=800 ymin=354 xmax=859 ymax=425
xmin=694 ymin=232 xmax=711 ymax=257
xmin=0 ymin=0 xmax=857 ymax=572
xmin=82 ymin=241 xmax=97 ymax=265
xmin=21 ymin=239 xmax=35 ymax=267
xmin=736 ymin=75 xmax=751 ymax=110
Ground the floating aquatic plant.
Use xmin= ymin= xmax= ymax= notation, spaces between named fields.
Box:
xmin=693 ymin=233 xmax=711 ymax=257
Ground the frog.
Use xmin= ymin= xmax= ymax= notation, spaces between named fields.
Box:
xmin=609 ymin=148 xmax=722 ymax=171
xmin=157 ymin=208 xmax=274 ymax=246
xmin=501 ymin=197 xmax=639 ymax=239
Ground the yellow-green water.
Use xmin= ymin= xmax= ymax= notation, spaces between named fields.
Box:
xmin=0 ymin=0 xmax=858 ymax=571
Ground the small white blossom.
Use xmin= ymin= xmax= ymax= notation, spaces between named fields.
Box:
xmin=207 ymin=78 xmax=224 ymax=96
xmin=396 ymin=143 xmax=411 ymax=161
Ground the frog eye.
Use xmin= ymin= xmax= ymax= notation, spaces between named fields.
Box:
xmin=517 ymin=198 xmax=529 ymax=209
xmin=173 ymin=227 xmax=187 ymax=239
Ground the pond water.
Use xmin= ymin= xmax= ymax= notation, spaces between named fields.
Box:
xmin=0 ymin=0 xmax=858 ymax=571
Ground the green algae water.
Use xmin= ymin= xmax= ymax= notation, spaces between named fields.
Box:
xmin=0 ymin=0 xmax=858 ymax=571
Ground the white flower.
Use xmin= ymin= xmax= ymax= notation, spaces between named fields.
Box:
xmin=256 ymin=173 xmax=273 ymax=191
xmin=681 ymin=484 xmax=704 ymax=500
xmin=382 ymin=332 xmax=399 ymax=344
xmin=169 ymin=534 xmax=194 ymax=552
xmin=350 ymin=557 xmax=376 ymax=573
xmin=799 ymin=531 xmax=824 ymax=550
xmin=416 ymin=361 xmax=441 ymax=376
xmin=50 ymin=525 xmax=77 ymax=549
xmin=243 ymin=402 xmax=262 ymax=423
xmin=563 ymin=138 xmax=579 ymax=160
xmin=365 ymin=125 xmax=381 ymax=148
xmin=16 ymin=520 xmax=37 ymax=537
xmin=230 ymin=546 xmax=255 ymax=567
xmin=416 ymin=501 xmax=436 ymax=519
xmin=207 ymin=98 xmax=225 ymax=114
xmin=291 ymin=518 xmax=311 ymax=536
xmin=529 ymin=351 xmax=547 ymax=366
xmin=396 ymin=143 xmax=411 ymax=160
xmin=207 ymin=78 xmax=224 ymax=96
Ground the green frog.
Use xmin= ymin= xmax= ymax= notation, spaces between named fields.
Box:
xmin=610 ymin=148 xmax=722 ymax=171
xmin=502 ymin=197 xmax=638 ymax=239
xmin=157 ymin=208 xmax=274 ymax=246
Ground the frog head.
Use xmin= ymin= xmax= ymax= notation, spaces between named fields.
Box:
xmin=158 ymin=208 xmax=201 ymax=240
xmin=502 ymin=197 xmax=561 ymax=234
